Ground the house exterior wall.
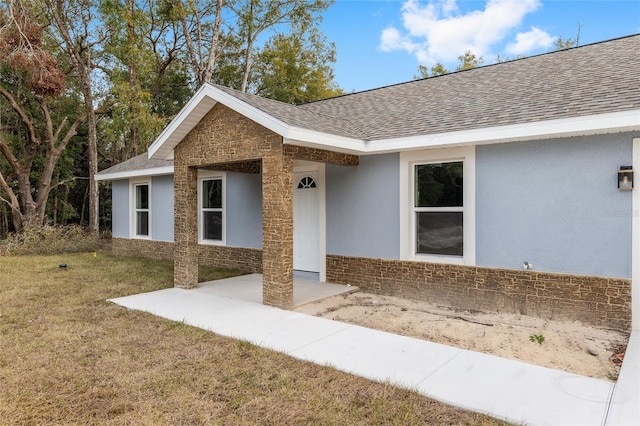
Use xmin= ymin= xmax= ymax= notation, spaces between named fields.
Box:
xmin=326 ymin=153 xmax=400 ymax=259
xmin=226 ymin=171 xmax=262 ymax=248
xmin=323 ymin=133 xmax=634 ymax=279
xmin=476 ymin=133 xmax=634 ymax=278
xmin=107 ymin=125 xmax=634 ymax=329
xmin=111 ymin=172 xmax=261 ymax=247
xmin=151 ymin=175 xmax=174 ymax=241
xmin=111 ymin=180 xmax=129 ymax=238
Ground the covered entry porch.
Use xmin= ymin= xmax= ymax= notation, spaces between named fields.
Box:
xmin=171 ymin=102 xmax=359 ymax=309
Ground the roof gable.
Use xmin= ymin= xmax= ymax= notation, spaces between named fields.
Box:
xmin=148 ymin=83 xmax=367 ymax=160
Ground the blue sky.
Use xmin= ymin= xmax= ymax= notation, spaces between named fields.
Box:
xmin=320 ymin=0 xmax=640 ymax=92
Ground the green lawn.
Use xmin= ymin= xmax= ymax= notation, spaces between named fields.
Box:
xmin=0 ymin=252 xmax=508 ymax=425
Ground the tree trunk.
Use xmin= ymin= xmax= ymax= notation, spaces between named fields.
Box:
xmin=87 ymin=101 xmax=99 ymax=235
xmin=47 ymin=0 xmax=99 ymax=236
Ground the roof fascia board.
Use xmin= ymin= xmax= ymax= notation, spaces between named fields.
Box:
xmin=207 ymin=86 xmax=292 ymax=137
xmin=284 ymin=127 xmax=367 ymax=152
xmin=95 ymin=166 xmax=174 ymax=181
xmin=365 ymin=110 xmax=640 ymax=153
xmin=148 ymin=85 xmax=217 ymax=159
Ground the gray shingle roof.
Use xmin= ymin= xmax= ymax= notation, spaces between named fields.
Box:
xmin=109 ymin=34 xmax=640 ymax=174
xmin=211 ymin=84 xmax=369 ymax=139
xmin=298 ymin=34 xmax=640 ymax=141
xmin=97 ymin=153 xmax=173 ymax=176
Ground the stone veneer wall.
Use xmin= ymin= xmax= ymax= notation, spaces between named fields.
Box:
xmin=326 ymin=255 xmax=631 ymax=331
xmin=112 ymin=238 xmax=174 ymax=261
xmin=112 ymin=238 xmax=262 ymax=272
xmin=198 ymin=244 xmax=262 ymax=272
xmin=173 ymin=104 xmax=293 ymax=306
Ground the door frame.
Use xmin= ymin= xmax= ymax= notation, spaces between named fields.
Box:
xmin=293 ymin=161 xmax=326 ymax=282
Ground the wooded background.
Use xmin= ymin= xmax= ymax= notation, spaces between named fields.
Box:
xmin=0 ymin=0 xmax=342 ymax=237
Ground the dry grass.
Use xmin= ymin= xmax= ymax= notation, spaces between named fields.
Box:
xmin=0 ymin=253 xmax=509 ymax=425
xmin=0 ymin=225 xmax=102 ymax=256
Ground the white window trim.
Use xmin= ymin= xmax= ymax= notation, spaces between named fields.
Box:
xmin=400 ymin=146 xmax=476 ymax=265
xmin=198 ymin=170 xmax=226 ymax=246
xmin=130 ymin=178 xmax=151 ymax=239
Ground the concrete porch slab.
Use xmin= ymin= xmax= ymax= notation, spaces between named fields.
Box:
xmin=195 ymin=273 xmax=358 ymax=307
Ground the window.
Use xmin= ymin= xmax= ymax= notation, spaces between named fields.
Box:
xmin=199 ymin=171 xmax=225 ymax=244
xmin=400 ymin=147 xmax=475 ymax=265
xmin=131 ymin=180 xmax=150 ymax=238
xmin=297 ymin=176 xmax=317 ymax=189
xmin=414 ymin=162 xmax=463 ymax=256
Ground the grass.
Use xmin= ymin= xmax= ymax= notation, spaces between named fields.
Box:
xmin=0 ymin=252 xmax=509 ymax=425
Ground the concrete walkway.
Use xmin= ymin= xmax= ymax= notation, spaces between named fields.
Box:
xmin=109 ymin=284 xmax=639 ymax=426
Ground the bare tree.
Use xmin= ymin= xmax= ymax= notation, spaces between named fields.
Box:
xmin=47 ymin=0 xmax=106 ymax=236
xmin=234 ymin=0 xmax=331 ymax=93
xmin=166 ymin=0 xmax=227 ymax=87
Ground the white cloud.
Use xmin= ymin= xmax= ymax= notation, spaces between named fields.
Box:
xmin=506 ymin=27 xmax=556 ymax=55
xmin=380 ymin=0 xmax=543 ymax=65
xmin=380 ymin=27 xmax=418 ymax=54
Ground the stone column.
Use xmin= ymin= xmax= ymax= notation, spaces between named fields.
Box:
xmin=174 ymin=165 xmax=198 ymax=288
xmin=261 ymin=149 xmax=294 ymax=308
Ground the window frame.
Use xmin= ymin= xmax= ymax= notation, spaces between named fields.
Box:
xmin=130 ymin=178 xmax=151 ymax=239
xmin=400 ymin=147 xmax=475 ymax=265
xmin=198 ymin=170 xmax=226 ymax=246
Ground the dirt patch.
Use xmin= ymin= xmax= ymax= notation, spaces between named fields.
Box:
xmin=294 ymin=292 xmax=628 ymax=381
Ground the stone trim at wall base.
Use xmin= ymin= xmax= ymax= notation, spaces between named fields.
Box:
xmin=110 ymin=240 xmax=630 ymax=331
xmin=326 ymin=255 xmax=631 ymax=331
xmin=111 ymin=238 xmax=262 ymax=273
xmin=112 ymin=238 xmax=174 ymax=261
xmin=198 ymin=244 xmax=262 ymax=273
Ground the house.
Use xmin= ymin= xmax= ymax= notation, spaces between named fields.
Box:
xmin=96 ymin=34 xmax=640 ymax=332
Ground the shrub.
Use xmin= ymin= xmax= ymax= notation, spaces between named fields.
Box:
xmin=0 ymin=224 xmax=102 ymax=256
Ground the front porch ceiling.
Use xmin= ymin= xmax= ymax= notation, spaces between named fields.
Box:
xmin=284 ymin=144 xmax=359 ymax=167
xmin=199 ymin=159 xmax=261 ymax=174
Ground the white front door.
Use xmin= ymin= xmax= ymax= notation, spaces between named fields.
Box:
xmin=293 ymin=171 xmax=320 ymax=272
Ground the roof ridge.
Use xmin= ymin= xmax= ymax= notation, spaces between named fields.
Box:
xmin=301 ymin=32 xmax=640 ymax=105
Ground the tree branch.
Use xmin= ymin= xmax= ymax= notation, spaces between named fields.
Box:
xmin=0 ymin=170 xmax=21 ymax=214
xmin=0 ymin=135 xmax=20 ymax=175
xmin=0 ymin=85 xmax=39 ymax=149
xmin=54 ymin=113 xmax=85 ymax=153
xmin=49 ymin=176 xmax=89 ymax=191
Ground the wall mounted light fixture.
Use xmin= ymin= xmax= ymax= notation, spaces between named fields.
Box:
xmin=618 ymin=166 xmax=634 ymax=190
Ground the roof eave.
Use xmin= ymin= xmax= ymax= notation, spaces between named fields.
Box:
xmin=364 ymin=109 xmax=640 ymax=154
xmin=95 ymin=166 xmax=174 ymax=181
